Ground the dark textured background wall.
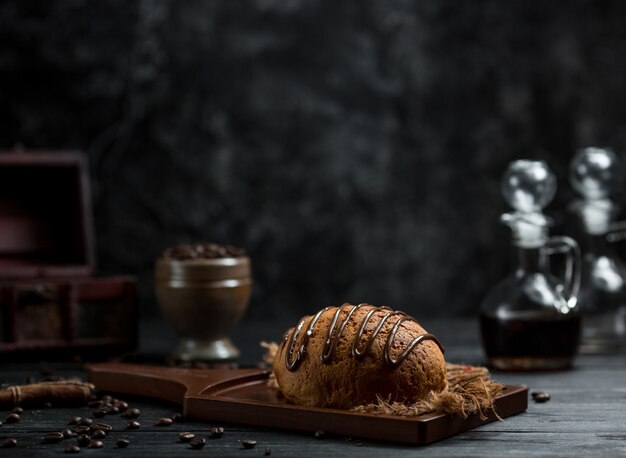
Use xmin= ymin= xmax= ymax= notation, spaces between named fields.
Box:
xmin=2 ymin=0 xmax=626 ymax=321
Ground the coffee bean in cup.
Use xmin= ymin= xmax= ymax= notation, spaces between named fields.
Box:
xmin=162 ymin=242 xmax=245 ymax=260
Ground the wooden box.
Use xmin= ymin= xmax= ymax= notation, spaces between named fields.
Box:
xmin=0 ymin=151 xmax=137 ymax=360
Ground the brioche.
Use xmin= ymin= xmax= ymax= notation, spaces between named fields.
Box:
xmin=273 ymin=303 xmax=446 ymax=409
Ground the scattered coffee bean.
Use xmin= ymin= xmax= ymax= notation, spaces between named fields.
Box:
xmin=88 ymin=401 xmax=103 ymax=408
xmin=122 ymin=408 xmax=140 ymax=419
xmin=74 ymin=426 xmax=91 ymax=434
xmin=42 ymin=401 xmax=52 ymax=408
xmin=179 ymin=432 xmax=195 ymax=442
xmin=76 ymin=434 xmax=91 ymax=447
xmin=44 ymin=432 xmax=66 ymax=443
xmin=189 ymin=437 xmax=206 ymax=449
xmin=12 ymin=407 xmax=23 ymax=414
xmin=62 ymin=429 xmax=75 ymax=438
xmin=3 ymin=438 xmax=17 ymax=448
xmin=104 ymin=405 xmax=120 ymax=415
xmin=210 ymin=426 xmax=224 ymax=438
xmin=101 ymin=395 xmax=113 ymax=403
xmin=64 ymin=444 xmax=80 ymax=454
xmin=171 ymin=412 xmax=183 ymax=422
xmin=116 ymin=439 xmax=130 ymax=448
xmin=88 ymin=440 xmax=104 ymax=449
xmin=93 ymin=410 xmax=107 ymax=418
xmin=532 ymin=391 xmax=551 ymax=403
xmin=90 ymin=423 xmax=113 ymax=432
xmin=92 ymin=429 xmax=106 ymax=440
xmin=155 ymin=417 xmax=173 ymax=426
xmin=78 ymin=418 xmax=93 ymax=426
xmin=5 ymin=413 xmax=20 ymax=423
xmin=114 ymin=401 xmax=129 ymax=412
xmin=265 ymin=447 xmax=272 ymax=456
xmin=127 ymin=421 xmax=140 ymax=430
xmin=314 ymin=430 xmax=326 ymax=439
xmin=242 ymin=440 xmax=257 ymax=449
xmin=69 ymin=416 xmax=82 ymax=425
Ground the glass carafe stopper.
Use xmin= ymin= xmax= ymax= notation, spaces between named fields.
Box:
xmin=500 ymin=160 xmax=557 ymax=248
xmin=570 ymin=147 xmax=621 ymax=234
xmin=570 ymin=147 xmax=621 ymax=200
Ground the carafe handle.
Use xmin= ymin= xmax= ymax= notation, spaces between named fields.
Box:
xmin=606 ymin=221 xmax=626 ymax=243
xmin=544 ymin=236 xmax=581 ymax=308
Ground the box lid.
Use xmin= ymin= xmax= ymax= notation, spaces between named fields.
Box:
xmin=0 ymin=151 xmax=95 ymax=278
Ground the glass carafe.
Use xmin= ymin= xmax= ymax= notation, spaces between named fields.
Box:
xmin=570 ymin=147 xmax=626 ymax=352
xmin=480 ymin=160 xmax=581 ymax=371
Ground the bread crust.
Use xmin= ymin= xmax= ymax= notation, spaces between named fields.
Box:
xmin=273 ymin=304 xmax=447 ymax=409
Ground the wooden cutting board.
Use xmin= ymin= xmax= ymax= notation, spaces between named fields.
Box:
xmin=86 ymin=363 xmax=527 ymax=445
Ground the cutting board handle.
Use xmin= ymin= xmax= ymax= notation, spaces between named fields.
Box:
xmin=86 ymin=363 xmax=266 ymax=404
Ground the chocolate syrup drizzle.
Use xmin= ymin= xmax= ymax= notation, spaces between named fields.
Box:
xmin=282 ymin=304 xmax=444 ymax=371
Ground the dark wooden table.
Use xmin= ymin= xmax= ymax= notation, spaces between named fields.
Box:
xmin=1 ymin=315 xmax=625 ymax=457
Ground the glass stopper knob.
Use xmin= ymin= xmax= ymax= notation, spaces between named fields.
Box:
xmin=569 ymin=147 xmax=621 ymax=200
xmin=501 ymin=160 xmax=557 ymax=213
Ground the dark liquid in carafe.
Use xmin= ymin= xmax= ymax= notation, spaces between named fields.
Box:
xmin=480 ymin=313 xmax=580 ymax=371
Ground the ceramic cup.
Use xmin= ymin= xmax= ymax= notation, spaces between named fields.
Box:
xmin=155 ymin=256 xmax=251 ymax=361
